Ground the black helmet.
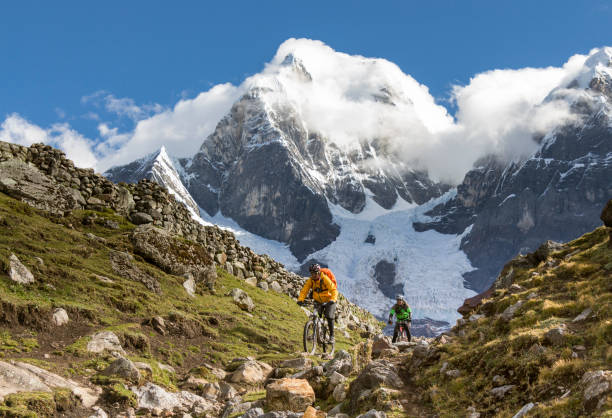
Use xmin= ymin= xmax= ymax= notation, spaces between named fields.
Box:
xmin=309 ymin=263 xmax=321 ymax=274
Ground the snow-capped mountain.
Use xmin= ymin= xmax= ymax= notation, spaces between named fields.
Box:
xmin=415 ymin=46 xmax=612 ymax=292
xmin=105 ymin=44 xmax=612 ymax=331
xmin=104 ymin=146 xmax=199 ymax=215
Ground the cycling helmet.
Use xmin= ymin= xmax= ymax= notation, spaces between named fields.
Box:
xmin=309 ymin=263 xmax=321 ymax=274
xmin=396 ymin=294 xmax=405 ymax=301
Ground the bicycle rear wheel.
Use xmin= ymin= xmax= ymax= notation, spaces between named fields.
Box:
xmin=303 ymin=320 xmax=317 ymax=354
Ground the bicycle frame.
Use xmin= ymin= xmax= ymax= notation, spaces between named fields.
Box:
xmin=302 ymin=301 xmax=335 ymax=355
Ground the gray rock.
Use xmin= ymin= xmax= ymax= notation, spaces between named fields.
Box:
xmin=501 ymin=300 xmax=524 ymax=321
xmin=581 ymin=370 xmax=612 ymax=406
xmin=231 ymin=288 xmax=255 ymax=312
xmin=512 ymin=402 xmax=535 ymax=418
xmin=52 ymin=308 xmax=69 ymax=326
xmin=280 ymin=357 xmax=313 ymax=370
xmin=270 ymin=281 xmax=283 ymax=293
xmin=572 ymin=308 xmax=593 ymax=322
xmin=328 ymin=371 xmax=346 ymax=387
xmin=87 ymin=331 xmax=125 ymax=355
xmin=544 ymin=326 xmax=567 ymax=346
xmin=356 ymin=410 xmax=387 ymax=418
xmin=131 ymin=382 xmax=214 ymax=412
xmin=88 ymin=406 xmax=109 ymax=418
xmin=183 ymin=276 xmax=196 ymax=297
xmin=8 ymin=253 xmax=35 ymax=284
xmin=241 ymin=408 xmax=264 ymax=418
xmin=130 ymin=212 xmax=154 ymax=225
xmin=0 ymin=361 xmax=99 ymax=407
xmin=109 ymin=250 xmax=160 ymax=293
xmin=324 ymin=350 xmax=353 ymax=376
xmin=490 ymin=384 xmax=515 ymax=399
xmin=102 ymin=358 xmax=140 ymax=382
xmin=332 ymin=381 xmax=347 ymax=402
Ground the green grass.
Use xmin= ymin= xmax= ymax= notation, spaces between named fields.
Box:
xmin=413 ymin=227 xmax=612 ymax=417
xmin=0 ymin=191 xmax=365 ymax=385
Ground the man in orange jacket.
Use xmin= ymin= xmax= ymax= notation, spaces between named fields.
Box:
xmin=297 ymin=263 xmax=338 ymax=343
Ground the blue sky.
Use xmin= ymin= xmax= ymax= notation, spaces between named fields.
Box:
xmin=0 ymin=0 xmax=610 ymax=171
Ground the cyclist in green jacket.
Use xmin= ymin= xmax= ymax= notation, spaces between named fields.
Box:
xmin=388 ymin=295 xmax=412 ymax=342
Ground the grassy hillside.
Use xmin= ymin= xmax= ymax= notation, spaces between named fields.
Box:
xmin=0 ymin=191 xmax=366 ymax=415
xmin=410 ymin=226 xmax=611 ymax=417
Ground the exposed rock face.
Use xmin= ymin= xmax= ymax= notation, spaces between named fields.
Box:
xmin=0 ymin=361 xmax=99 ymax=407
xmin=109 ymin=251 xmax=161 ymax=294
xmin=130 ymin=224 xmax=216 ymax=292
xmin=416 ymin=85 xmax=612 ymax=292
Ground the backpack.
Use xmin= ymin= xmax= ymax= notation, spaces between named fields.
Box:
xmin=320 ymin=268 xmax=337 ymax=290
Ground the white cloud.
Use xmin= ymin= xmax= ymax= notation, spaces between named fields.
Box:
xmin=0 ymin=40 xmax=605 ymax=184
xmin=0 ymin=114 xmax=97 ymax=168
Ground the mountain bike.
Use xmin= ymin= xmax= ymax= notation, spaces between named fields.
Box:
xmin=302 ymin=301 xmax=335 ymax=356
xmin=395 ymin=320 xmax=411 ymax=342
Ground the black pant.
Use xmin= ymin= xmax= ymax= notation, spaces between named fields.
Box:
xmin=392 ymin=321 xmax=411 ymax=343
xmin=317 ymin=302 xmax=336 ymax=339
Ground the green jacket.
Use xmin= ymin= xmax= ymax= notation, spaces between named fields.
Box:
xmin=389 ymin=303 xmax=411 ymax=321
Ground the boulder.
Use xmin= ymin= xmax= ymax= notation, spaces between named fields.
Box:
xmin=130 ymin=212 xmax=154 ymax=225
xmin=101 ymin=358 xmax=140 ymax=382
xmin=266 ymin=378 xmax=315 ymax=412
xmin=457 ymin=287 xmax=494 ymax=315
xmin=231 ymin=288 xmax=255 ymax=312
xmin=52 ymin=308 xmax=69 ymax=326
xmin=131 ymin=382 xmax=215 ymax=413
xmin=348 ymin=360 xmax=403 ymax=410
xmin=86 ymin=331 xmax=125 ymax=355
xmin=581 ymin=370 xmax=611 ymax=409
xmin=332 ymin=382 xmax=347 ymax=402
xmin=230 ymin=360 xmax=273 ymax=385
xmin=270 ymin=281 xmax=283 ymax=293
xmin=245 ymin=277 xmax=258 ymax=287
xmin=8 ymin=253 xmax=35 ymax=284
xmin=183 ymin=276 xmax=196 ymax=297
xmin=0 ymin=159 xmax=84 ymax=214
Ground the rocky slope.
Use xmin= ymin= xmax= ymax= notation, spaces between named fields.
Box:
xmin=415 ymin=47 xmax=612 ymax=292
xmin=0 ymin=141 xmax=382 ymax=417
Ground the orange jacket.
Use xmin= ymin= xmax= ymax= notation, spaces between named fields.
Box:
xmin=298 ymin=271 xmax=338 ymax=303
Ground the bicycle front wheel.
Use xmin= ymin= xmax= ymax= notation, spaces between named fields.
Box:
xmin=320 ymin=323 xmax=335 ymax=356
xmin=303 ymin=320 xmax=317 ymax=354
